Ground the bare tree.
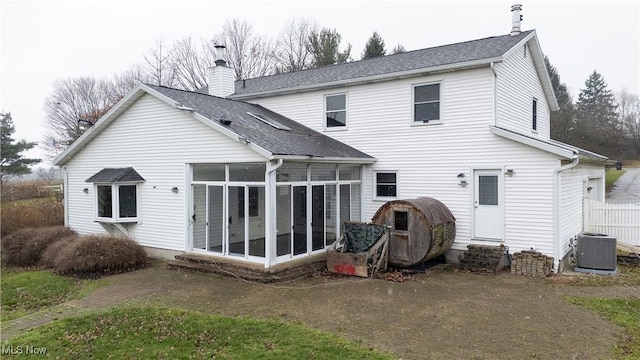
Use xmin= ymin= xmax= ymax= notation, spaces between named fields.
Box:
xmin=274 ymin=18 xmax=317 ymax=73
xmin=618 ymin=88 xmax=640 ymax=157
xmin=214 ymin=18 xmax=278 ymax=80
xmin=171 ymin=37 xmax=212 ymax=91
xmin=37 ymin=167 xmax=58 ymax=185
xmin=143 ymin=36 xmax=177 ymax=87
xmin=42 ymin=77 xmax=116 ymax=158
xmin=112 ymin=64 xmax=149 ymax=99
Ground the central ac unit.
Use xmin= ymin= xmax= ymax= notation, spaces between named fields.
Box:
xmin=576 ymin=232 xmax=617 ymax=271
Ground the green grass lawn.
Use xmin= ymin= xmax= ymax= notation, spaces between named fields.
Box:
xmin=5 ymin=306 xmax=395 ymax=359
xmin=0 ymin=270 xmax=78 ymax=322
xmin=568 ymin=297 xmax=640 ymax=359
xmin=606 ymin=169 xmax=626 ymax=189
xmin=0 ymin=269 xmax=107 ymax=323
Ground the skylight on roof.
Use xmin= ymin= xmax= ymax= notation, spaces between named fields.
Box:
xmin=247 ymin=112 xmax=291 ymax=131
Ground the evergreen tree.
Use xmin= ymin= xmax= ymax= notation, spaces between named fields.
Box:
xmin=1 ymin=113 xmax=40 ymax=182
xmin=544 ymin=56 xmax=575 ymax=143
xmin=391 ymin=44 xmax=406 ymax=54
xmin=307 ymin=28 xmax=352 ymax=67
xmin=575 ymin=71 xmax=622 ymax=157
xmin=361 ymin=31 xmax=386 ymax=59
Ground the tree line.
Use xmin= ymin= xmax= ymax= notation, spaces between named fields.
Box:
xmin=37 ymin=17 xmax=640 ymax=162
xmin=545 ymin=57 xmax=640 ymax=160
xmin=42 ymin=18 xmax=401 ymax=158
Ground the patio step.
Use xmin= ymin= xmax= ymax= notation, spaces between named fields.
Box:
xmin=167 ymin=253 xmax=327 ymax=283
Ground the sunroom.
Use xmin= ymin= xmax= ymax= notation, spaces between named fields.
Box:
xmin=189 ymin=161 xmax=367 ymax=268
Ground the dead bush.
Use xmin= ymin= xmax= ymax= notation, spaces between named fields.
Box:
xmin=39 ymin=236 xmax=78 ymax=268
xmin=53 ymin=235 xmax=149 ymax=277
xmin=1 ymin=198 xmax=64 ymax=236
xmin=0 ymin=181 xmax=59 ymax=203
xmin=1 ymin=226 xmax=77 ymax=267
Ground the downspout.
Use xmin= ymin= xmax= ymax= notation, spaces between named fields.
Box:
xmin=552 ymin=155 xmax=579 ymax=273
xmin=62 ymin=166 xmax=69 ymax=227
xmin=264 ymin=159 xmax=283 ymax=268
xmin=490 ymin=62 xmax=497 ymax=127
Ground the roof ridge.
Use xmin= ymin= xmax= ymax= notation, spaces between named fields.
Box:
xmin=235 ymin=30 xmax=535 ymax=83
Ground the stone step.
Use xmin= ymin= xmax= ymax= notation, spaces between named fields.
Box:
xmin=462 ymin=251 xmax=503 ymax=259
xmin=168 ymin=253 xmax=327 ymax=283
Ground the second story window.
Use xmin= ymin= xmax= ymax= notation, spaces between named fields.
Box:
xmin=326 ymin=94 xmax=346 ymax=128
xmin=414 ymin=83 xmax=440 ymax=123
xmin=532 ymin=98 xmax=538 ymax=131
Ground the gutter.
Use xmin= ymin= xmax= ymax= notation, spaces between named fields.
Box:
xmin=552 ymin=156 xmax=580 ymax=272
xmin=62 ymin=166 xmax=69 ymax=227
xmin=490 ymin=62 xmax=497 ymax=127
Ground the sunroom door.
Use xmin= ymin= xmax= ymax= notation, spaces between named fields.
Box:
xmin=292 ymin=186 xmax=307 ymax=255
xmin=192 ymin=184 xmax=207 ymax=251
xmin=191 ymin=184 xmax=224 ymax=253
xmin=208 ymin=185 xmax=224 ymax=253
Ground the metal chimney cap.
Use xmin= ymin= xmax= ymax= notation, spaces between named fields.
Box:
xmin=510 ymin=4 xmax=523 ymax=36
xmin=214 ymin=44 xmax=227 ymax=66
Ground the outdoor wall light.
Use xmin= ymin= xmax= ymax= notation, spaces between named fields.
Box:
xmin=83 ymin=188 xmax=89 ymax=193
xmin=459 ymin=180 xmax=468 ymax=187
xmin=457 ymin=173 xmax=465 ymax=178
xmin=171 ymin=187 xmax=179 ymax=193
xmin=505 ymin=169 xmax=515 ymax=176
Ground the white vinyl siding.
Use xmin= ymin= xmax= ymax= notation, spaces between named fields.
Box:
xmin=250 ymin=67 xmax=565 ymax=256
xmin=65 ymin=94 xmax=266 ymax=251
xmin=495 ymin=42 xmax=551 ymax=139
xmin=558 ymin=164 xmax=605 ymax=260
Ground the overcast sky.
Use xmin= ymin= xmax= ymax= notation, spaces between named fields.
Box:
xmin=1 ymin=0 xmax=639 ymax=165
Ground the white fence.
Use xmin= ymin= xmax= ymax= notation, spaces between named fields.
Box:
xmin=584 ymin=199 xmax=640 ymax=247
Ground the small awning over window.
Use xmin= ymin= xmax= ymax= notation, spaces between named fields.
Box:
xmin=85 ymin=167 xmax=145 ymax=183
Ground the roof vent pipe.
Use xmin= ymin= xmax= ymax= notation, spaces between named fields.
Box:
xmin=214 ymin=45 xmax=227 ymax=67
xmin=511 ymin=4 xmax=523 ymax=36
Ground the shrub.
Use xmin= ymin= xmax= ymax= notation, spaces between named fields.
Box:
xmin=1 ymin=198 xmax=64 ymax=236
xmin=39 ymin=236 xmax=78 ymax=269
xmin=1 ymin=226 xmax=77 ymax=267
xmin=53 ymin=235 xmax=149 ymax=277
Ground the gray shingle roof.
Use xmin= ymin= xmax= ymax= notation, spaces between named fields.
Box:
xmin=86 ymin=167 xmax=145 ymax=183
xmin=146 ymin=84 xmax=374 ymax=160
xmin=232 ymin=31 xmax=534 ymax=97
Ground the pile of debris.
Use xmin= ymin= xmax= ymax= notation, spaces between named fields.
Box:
xmin=510 ymin=250 xmax=553 ymax=276
xmin=459 ymin=244 xmax=506 ymax=274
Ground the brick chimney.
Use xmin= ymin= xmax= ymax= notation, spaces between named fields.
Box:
xmin=208 ymin=45 xmax=234 ymax=98
xmin=511 ymin=4 xmax=523 ymax=36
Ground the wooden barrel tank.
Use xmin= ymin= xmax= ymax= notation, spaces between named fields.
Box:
xmin=372 ymin=197 xmax=456 ymax=267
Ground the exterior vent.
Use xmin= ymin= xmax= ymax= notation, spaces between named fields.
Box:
xmin=575 ymin=232 xmax=618 ymax=274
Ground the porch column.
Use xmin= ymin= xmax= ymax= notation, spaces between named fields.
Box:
xmin=265 ymin=159 xmax=283 ymax=268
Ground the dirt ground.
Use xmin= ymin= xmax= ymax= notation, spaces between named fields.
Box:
xmin=46 ymin=260 xmax=635 ymax=360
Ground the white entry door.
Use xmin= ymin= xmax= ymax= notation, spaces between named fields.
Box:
xmin=473 ymin=169 xmax=503 ymax=239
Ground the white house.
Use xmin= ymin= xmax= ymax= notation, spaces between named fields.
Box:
xmin=54 ymin=6 xmax=609 ymax=273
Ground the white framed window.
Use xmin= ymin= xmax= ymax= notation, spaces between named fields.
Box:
xmin=374 ymin=171 xmax=397 ymax=199
xmin=325 ymin=93 xmax=347 ymax=128
xmin=96 ymin=183 xmax=140 ymax=222
xmin=413 ymin=83 xmax=441 ymax=124
xmin=532 ymin=98 xmax=538 ymax=132
xmin=86 ymin=167 xmax=145 ymax=223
